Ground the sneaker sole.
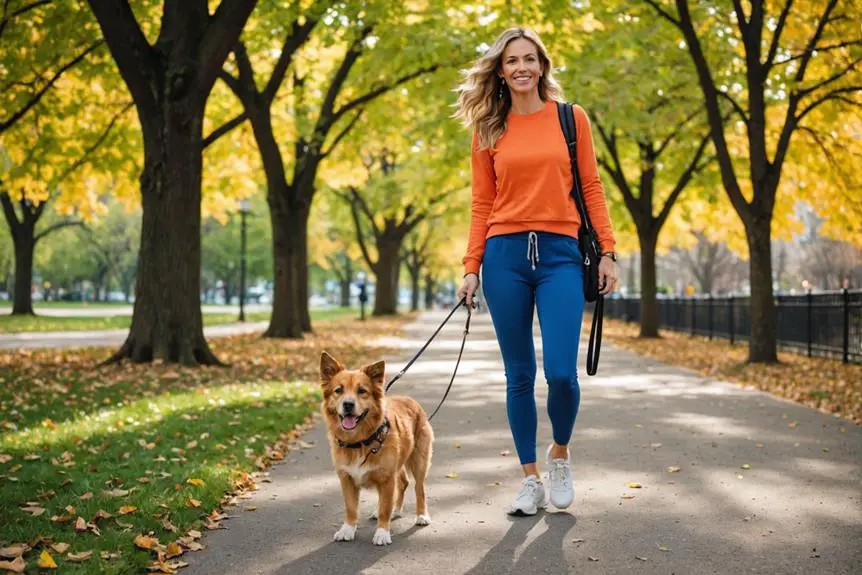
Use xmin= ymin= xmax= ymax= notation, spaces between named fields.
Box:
xmin=507 ymin=505 xmax=541 ymax=516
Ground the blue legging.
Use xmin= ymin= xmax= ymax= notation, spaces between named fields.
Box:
xmin=481 ymin=231 xmax=586 ymax=465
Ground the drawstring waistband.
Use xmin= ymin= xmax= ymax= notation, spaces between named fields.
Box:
xmin=526 ymin=231 xmax=540 ymax=270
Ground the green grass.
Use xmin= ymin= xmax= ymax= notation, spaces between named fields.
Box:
xmin=0 ymin=307 xmax=359 ymax=334
xmin=0 ymin=311 xmax=409 ymax=574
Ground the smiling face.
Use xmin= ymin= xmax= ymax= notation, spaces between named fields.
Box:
xmin=320 ymin=352 xmax=385 ymax=434
xmin=499 ymin=38 xmax=543 ymax=97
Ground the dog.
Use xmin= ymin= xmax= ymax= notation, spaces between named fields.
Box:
xmin=319 ymin=351 xmax=434 ymax=546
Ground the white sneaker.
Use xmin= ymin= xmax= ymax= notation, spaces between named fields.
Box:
xmin=546 ymin=445 xmax=574 ymax=509
xmin=508 ymin=474 xmax=546 ymax=516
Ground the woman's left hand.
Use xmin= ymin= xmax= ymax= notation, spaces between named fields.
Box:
xmin=598 ymin=255 xmax=618 ymax=295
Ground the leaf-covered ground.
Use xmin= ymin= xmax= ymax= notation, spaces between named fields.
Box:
xmin=0 ymin=307 xmax=360 ymax=334
xmin=601 ymin=317 xmax=862 ymax=424
xmin=0 ymin=312 xmax=414 ymax=574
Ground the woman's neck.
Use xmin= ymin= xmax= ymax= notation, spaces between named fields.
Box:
xmin=509 ymin=90 xmax=545 ymax=115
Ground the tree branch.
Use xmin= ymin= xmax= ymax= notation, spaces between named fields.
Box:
xmin=197 ymin=0 xmax=259 ymax=94
xmin=264 ymin=13 xmax=320 ymax=103
xmin=642 ymin=0 xmax=680 ymax=27
xmin=797 ymin=55 xmax=862 ymax=98
xmin=795 ymin=86 xmax=862 ymax=124
xmin=774 ymin=38 xmax=862 ymax=67
xmin=656 ymin=130 xmax=712 ymax=230
xmin=0 ymin=192 xmax=21 ymax=233
xmin=765 ymin=0 xmax=794 ymax=71
xmin=321 ymin=108 xmax=365 ymax=159
xmin=203 ymin=111 xmax=247 ymax=149
xmin=58 ymin=102 xmax=134 ymax=182
xmin=655 ymin=107 xmax=702 ymax=157
xmin=34 ymin=219 xmax=84 ymax=242
xmin=317 ymin=26 xmax=373 ymax=136
xmin=794 ymin=0 xmax=839 ymax=83
xmin=716 ymin=90 xmax=749 ymax=127
xmin=0 ymin=0 xmax=52 ymax=40
xmin=0 ymin=40 xmax=103 ymax=133
xmin=339 ymin=188 xmax=376 ymax=268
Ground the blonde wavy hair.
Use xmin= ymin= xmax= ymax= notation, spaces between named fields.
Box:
xmin=453 ymin=27 xmax=564 ymax=150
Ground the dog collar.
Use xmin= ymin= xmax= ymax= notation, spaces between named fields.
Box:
xmin=337 ymin=418 xmax=390 ymax=453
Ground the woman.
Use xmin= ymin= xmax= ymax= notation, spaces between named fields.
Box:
xmin=454 ymin=27 xmax=618 ymax=516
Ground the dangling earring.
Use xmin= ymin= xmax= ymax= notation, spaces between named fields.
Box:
xmin=497 ymin=76 xmax=504 ymax=99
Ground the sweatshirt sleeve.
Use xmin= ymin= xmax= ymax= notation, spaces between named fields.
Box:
xmin=462 ymin=131 xmax=497 ymax=275
xmin=573 ymin=105 xmax=616 ymax=254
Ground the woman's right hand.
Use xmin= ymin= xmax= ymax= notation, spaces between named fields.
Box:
xmin=457 ymin=273 xmax=480 ymax=308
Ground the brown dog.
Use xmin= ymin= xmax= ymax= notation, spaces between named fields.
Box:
xmin=319 ymin=351 xmax=434 ymax=546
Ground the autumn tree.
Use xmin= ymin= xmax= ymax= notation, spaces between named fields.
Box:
xmin=643 ymin=0 xmax=862 ymax=362
xmin=208 ymin=1 xmax=456 ymax=337
xmin=84 ymin=0 xmax=258 ymax=364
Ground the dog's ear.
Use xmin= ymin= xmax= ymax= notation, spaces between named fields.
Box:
xmin=361 ymin=360 xmax=386 ymax=388
xmin=320 ymin=351 xmax=344 ymax=384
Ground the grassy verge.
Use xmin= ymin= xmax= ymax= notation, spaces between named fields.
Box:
xmin=601 ymin=317 xmax=862 ymax=424
xmin=0 ymin=312 xmax=415 ymax=574
xmin=0 ymin=307 xmax=359 ymax=334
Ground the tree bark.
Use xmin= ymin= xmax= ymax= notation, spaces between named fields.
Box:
xmin=746 ymin=216 xmax=778 ymax=362
xmin=340 ymin=258 xmax=352 ymax=307
xmin=409 ymin=263 xmax=420 ymax=312
xmin=12 ymin=230 xmax=35 ymax=315
xmin=90 ymin=0 xmax=257 ymax=365
xmin=424 ymin=274 xmax=435 ymax=310
xmin=372 ymin=240 xmax=401 ymax=316
xmin=639 ymin=232 xmax=659 ymax=338
xmin=295 ymin=205 xmax=312 ymax=331
xmin=265 ymin=193 xmax=303 ymax=338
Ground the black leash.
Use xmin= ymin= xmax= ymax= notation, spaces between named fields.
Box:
xmin=385 ymin=297 xmax=472 ymax=421
xmin=586 ymin=296 xmax=603 ymax=376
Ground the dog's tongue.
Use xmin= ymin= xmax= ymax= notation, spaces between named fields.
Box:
xmin=342 ymin=415 xmax=359 ymax=430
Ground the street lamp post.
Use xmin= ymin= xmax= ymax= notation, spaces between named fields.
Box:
xmin=239 ymin=199 xmax=251 ymax=322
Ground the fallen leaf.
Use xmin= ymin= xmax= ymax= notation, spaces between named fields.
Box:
xmin=135 ymin=535 xmax=159 ymax=550
xmin=636 ymin=556 xmax=648 ymax=561
xmin=572 ymin=538 xmax=585 ymax=543
xmin=75 ymin=517 xmax=88 ymax=531
xmin=0 ymin=556 xmax=26 ymax=573
xmin=20 ymin=505 xmax=46 ymax=516
xmin=499 ymin=450 xmax=511 ymax=456
xmin=626 ymin=482 xmax=642 ymax=488
xmin=244 ymin=506 xmax=257 ymax=511
xmin=102 ymin=488 xmax=130 ymax=497
xmin=93 ymin=509 xmax=112 ymax=521
xmin=621 ymin=494 xmax=636 ymax=499
xmin=788 ymin=422 xmax=798 ymax=429
xmin=51 ymin=543 xmax=70 ymax=554
xmin=162 ymin=519 xmax=178 ymax=532
xmin=38 ymin=550 xmax=57 ymax=569
xmin=51 ymin=514 xmax=73 ymax=523
xmin=187 ymin=530 xmax=202 ymax=539
xmin=24 ymin=453 xmax=41 ymax=461
xmin=741 ymin=464 xmax=751 ymax=470
xmin=79 ymin=492 xmax=93 ymax=500
xmin=185 ymin=498 xmax=201 ymax=508
xmin=588 ymin=556 xmax=599 ymax=562
xmin=186 ymin=440 xmax=198 ymax=449
xmin=658 ymin=545 xmax=670 ymax=552
xmin=0 ymin=454 xmax=12 ymax=464
xmin=666 ymin=466 xmax=681 ymax=473
xmin=67 ymin=551 xmax=93 ymax=562
xmin=445 ymin=472 xmax=459 ymax=479
xmin=119 ymin=505 xmax=138 ymax=515
xmin=0 ymin=545 xmax=29 ymax=558
xmin=166 ymin=542 xmax=183 ymax=558
xmin=186 ymin=478 xmax=204 ymax=487
xmin=485 ymin=481 xmax=502 ymax=487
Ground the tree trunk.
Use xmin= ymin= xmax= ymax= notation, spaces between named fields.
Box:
xmin=107 ymin=104 xmax=220 ymax=366
xmin=746 ymin=217 xmax=778 ymax=362
xmin=639 ymin=233 xmax=659 ymax=338
xmin=12 ymin=230 xmax=35 ymax=315
xmin=410 ymin=265 xmax=420 ymax=312
xmin=424 ymin=274 xmax=435 ymax=310
xmin=340 ymin=258 xmax=352 ymax=307
xmin=372 ymin=240 xmax=401 ymax=316
xmin=265 ymin=194 xmax=304 ymax=338
xmin=296 ymin=205 xmax=312 ymax=331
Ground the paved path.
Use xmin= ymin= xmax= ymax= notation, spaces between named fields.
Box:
xmin=185 ymin=310 xmax=861 ymax=575
xmin=0 ymin=304 xmax=272 ymax=317
xmin=0 ymin=322 xmax=268 ymax=350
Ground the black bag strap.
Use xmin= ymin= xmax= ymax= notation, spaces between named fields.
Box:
xmin=556 ymin=101 xmax=604 ymax=376
xmin=556 ymin=102 xmax=594 ymax=237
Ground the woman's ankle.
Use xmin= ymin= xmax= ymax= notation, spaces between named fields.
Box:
xmin=550 ymin=443 xmax=569 ymax=460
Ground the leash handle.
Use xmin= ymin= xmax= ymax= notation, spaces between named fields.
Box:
xmin=385 ymin=297 xmax=467 ymax=392
xmin=586 ymin=296 xmax=603 ymax=376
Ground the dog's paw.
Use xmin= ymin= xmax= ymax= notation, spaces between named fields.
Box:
xmin=333 ymin=523 xmax=357 ymax=542
xmin=372 ymin=527 xmax=392 ymax=546
xmin=415 ymin=514 xmax=431 ymax=526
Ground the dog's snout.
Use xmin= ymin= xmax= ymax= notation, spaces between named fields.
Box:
xmin=342 ymin=399 xmax=356 ymax=413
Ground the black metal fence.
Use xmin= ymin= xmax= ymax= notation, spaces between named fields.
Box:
xmin=604 ymin=289 xmax=862 ymax=364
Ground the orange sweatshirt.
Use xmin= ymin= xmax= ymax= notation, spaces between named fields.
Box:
xmin=463 ymin=100 xmax=616 ymax=276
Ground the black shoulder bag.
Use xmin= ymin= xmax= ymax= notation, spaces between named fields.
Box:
xmin=556 ymin=101 xmax=604 ymax=376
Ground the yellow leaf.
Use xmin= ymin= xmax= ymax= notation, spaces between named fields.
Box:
xmin=186 ymin=498 xmax=201 ymax=508
xmin=666 ymin=466 xmax=681 ymax=473
xmin=658 ymin=545 xmax=670 ymax=552
xmin=135 ymin=535 xmax=159 ymax=550
xmin=186 ymin=478 xmax=205 ymax=487
xmin=445 ymin=472 xmax=459 ymax=479
xmin=119 ymin=505 xmax=138 ymax=515
xmin=741 ymin=464 xmax=751 ymax=470
xmin=626 ymin=482 xmax=642 ymax=488
xmin=166 ymin=542 xmax=183 ymax=558
xmin=38 ymin=550 xmax=57 ymax=569
xmin=621 ymin=494 xmax=636 ymax=499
